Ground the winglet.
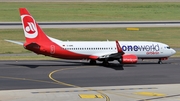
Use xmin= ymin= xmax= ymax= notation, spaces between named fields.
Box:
xmin=116 ymin=40 xmax=124 ymax=54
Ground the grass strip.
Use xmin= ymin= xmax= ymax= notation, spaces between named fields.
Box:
xmin=0 ymin=27 xmax=180 ymax=54
xmin=1 ymin=27 xmax=180 ymax=59
xmin=0 ymin=2 xmax=180 ymax=21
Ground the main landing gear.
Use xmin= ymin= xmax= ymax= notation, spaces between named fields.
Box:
xmin=102 ymin=60 xmax=109 ymax=66
xmin=89 ymin=59 xmax=124 ymax=68
xmin=89 ymin=59 xmax=110 ymax=66
xmin=89 ymin=59 xmax=96 ymax=65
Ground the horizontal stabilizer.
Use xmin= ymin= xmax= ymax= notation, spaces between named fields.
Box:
xmin=5 ymin=39 xmax=24 ymax=45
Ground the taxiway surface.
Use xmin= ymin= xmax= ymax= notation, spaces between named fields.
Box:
xmin=1 ymin=58 xmax=180 ymax=101
xmin=0 ymin=58 xmax=180 ymax=90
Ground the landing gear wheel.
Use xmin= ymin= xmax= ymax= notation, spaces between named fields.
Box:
xmin=158 ymin=59 xmax=162 ymax=64
xmin=90 ymin=60 xmax=96 ymax=65
xmin=102 ymin=60 xmax=109 ymax=66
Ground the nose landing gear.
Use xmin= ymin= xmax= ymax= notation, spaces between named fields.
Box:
xmin=158 ymin=59 xmax=162 ymax=64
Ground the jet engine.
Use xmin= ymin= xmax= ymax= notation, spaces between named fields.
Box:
xmin=119 ymin=54 xmax=138 ymax=64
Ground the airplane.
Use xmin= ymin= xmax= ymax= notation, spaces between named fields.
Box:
xmin=5 ymin=8 xmax=176 ymax=67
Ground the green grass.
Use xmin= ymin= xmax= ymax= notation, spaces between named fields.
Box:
xmin=1 ymin=2 xmax=180 ymax=21
xmin=0 ymin=27 xmax=180 ymax=54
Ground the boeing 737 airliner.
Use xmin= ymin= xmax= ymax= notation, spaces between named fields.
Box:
xmin=5 ymin=8 xmax=176 ymax=67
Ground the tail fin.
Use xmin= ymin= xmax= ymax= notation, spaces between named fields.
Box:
xmin=19 ymin=8 xmax=50 ymax=44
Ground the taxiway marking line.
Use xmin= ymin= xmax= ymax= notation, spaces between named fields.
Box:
xmin=103 ymin=90 xmax=144 ymax=100
xmin=135 ymin=92 xmax=165 ymax=97
xmin=79 ymin=94 xmax=104 ymax=98
xmin=32 ymin=87 xmax=157 ymax=93
xmin=48 ymin=66 xmax=110 ymax=101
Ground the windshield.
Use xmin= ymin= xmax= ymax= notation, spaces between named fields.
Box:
xmin=167 ymin=46 xmax=171 ymax=49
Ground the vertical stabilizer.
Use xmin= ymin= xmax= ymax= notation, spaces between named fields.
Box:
xmin=19 ymin=8 xmax=50 ymax=44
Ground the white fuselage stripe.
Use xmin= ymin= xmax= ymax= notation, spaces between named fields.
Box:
xmin=49 ymin=37 xmax=174 ymax=58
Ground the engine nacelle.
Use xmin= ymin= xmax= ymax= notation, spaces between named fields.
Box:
xmin=121 ymin=54 xmax=138 ymax=64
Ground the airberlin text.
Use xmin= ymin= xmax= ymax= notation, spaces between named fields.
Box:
xmin=122 ymin=44 xmax=159 ymax=55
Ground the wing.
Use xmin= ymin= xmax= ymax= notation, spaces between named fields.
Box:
xmin=89 ymin=40 xmax=124 ymax=60
xmin=90 ymin=41 xmax=137 ymax=64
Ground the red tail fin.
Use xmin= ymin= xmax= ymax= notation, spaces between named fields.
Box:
xmin=19 ymin=8 xmax=50 ymax=44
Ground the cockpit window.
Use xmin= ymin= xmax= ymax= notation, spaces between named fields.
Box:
xmin=164 ymin=46 xmax=171 ymax=49
xmin=167 ymin=46 xmax=171 ymax=49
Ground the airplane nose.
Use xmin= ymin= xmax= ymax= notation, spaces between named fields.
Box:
xmin=171 ymin=49 xmax=176 ymax=55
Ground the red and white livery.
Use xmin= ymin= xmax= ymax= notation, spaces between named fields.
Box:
xmin=6 ymin=8 xmax=176 ymax=66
